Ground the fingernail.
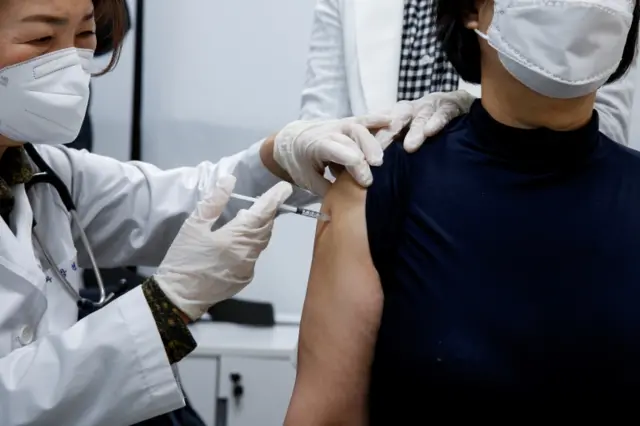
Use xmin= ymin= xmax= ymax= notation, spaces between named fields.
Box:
xmin=404 ymin=130 xmax=418 ymax=145
xmin=370 ymin=155 xmax=383 ymax=166
xmin=359 ymin=171 xmax=373 ymax=187
xmin=403 ymin=135 xmax=420 ymax=152
xmin=404 ymin=140 xmax=419 ymax=153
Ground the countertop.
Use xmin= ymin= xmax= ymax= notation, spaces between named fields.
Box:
xmin=187 ymin=320 xmax=299 ymax=359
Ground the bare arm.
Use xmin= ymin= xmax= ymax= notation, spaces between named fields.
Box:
xmin=285 ymin=172 xmax=383 ymax=426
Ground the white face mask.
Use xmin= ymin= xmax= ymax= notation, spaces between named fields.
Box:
xmin=475 ymin=0 xmax=634 ymax=99
xmin=0 ymin=47 xmax=93 ymax=145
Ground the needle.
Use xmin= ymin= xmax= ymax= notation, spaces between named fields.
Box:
xmin=229 ymin=193 xmax=331 ymax=222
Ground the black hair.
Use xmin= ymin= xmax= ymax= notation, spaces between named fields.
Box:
xmin=436 ymin=0 xmax=640 ymax=85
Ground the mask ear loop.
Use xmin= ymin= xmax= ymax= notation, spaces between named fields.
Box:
xmin=474 ymin=28 xmax=489 ymax=41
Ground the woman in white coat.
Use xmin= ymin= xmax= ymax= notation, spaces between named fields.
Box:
xmin=302 ymin=0 xmax=638 ymax=145
xmin=0 ymin=0 xmax=460 ymax=425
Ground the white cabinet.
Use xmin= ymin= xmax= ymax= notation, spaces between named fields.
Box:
xmin=218 ymin=356 xmax=296 ymax=426
xmin=178 ymin=322 xmax=299 ymax=426
xmin=177 ymin=357 xmax=219 ymax=426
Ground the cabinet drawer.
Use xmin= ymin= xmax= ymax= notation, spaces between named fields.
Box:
xmin=178 ymin=356 xmax=219 ymax=426
xmin=217 ymin=355 xmax=296 ymax=426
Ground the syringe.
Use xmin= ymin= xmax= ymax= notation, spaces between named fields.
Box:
xmin=229 ymin=193 xmax=331 ymax=222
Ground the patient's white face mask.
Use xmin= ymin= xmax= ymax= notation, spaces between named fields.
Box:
xmin=0 ymin=47 xmax=93 ymax=145
xmin=475 ymin=0 xmax=634 ymax=99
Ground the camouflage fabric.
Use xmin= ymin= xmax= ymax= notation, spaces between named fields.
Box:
xmin=0 ymin=147 xmax=33 ymax=222
xmin=142 ymin=277 xmax=197 ymax=364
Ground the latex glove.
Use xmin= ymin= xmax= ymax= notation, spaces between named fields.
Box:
xmin=273 ymin=114 xmax=391 ymax=196
xmin=375 ymin=90 xmax=476 ymax=152
xmin=155 ymin=175 xmax=293 ymax=320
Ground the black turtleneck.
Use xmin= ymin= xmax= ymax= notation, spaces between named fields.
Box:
xmin=365 ymin=100 xmax=640 ymax=416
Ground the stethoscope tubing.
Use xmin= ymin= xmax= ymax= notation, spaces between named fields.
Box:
xmin=23 ymin=143 xmax=114 ymax=310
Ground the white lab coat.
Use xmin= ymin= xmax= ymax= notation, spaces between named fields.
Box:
xmin=300 ymin=0 xmax=638 ymax=144
xmin=0 ymin=141 xmax=312 ymax=426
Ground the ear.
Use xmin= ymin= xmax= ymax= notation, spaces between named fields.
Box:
xmin=463 ymin=11 xmax=479 ymax=30
xmin=462 ymin=0 xmax=482 ymax=30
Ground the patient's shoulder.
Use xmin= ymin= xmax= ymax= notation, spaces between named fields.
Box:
xmin=377 ymin=113 xmax=470 ymax=174
xmin=601 ymin=134 xmax=640 ymax=175
xmin=325 ymin=114 xmax=472 ymax=212
xmin=389 ymin=113 xmax=471 ymax=157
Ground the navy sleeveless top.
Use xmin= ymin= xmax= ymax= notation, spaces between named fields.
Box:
xmin=366 ymin=101 xmax=640 ymax=419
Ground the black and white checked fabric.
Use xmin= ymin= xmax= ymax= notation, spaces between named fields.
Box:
xmin=397 ymin=0 xmax=459 ymax=101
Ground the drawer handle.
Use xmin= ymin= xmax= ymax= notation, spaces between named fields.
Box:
xmin=230 ymin=372 xmax=244 ymax=402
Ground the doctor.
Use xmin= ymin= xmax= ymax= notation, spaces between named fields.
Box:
xmin=302 ymin=0 xmax=637 ymax=145
xmin=0 ymin=0 xmax=460 ymax=425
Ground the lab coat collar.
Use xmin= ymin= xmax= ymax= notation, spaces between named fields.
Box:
xmin=0 ymin=184 xmax=43 ymax=286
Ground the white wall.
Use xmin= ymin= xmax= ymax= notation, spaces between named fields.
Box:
xmin=90 ymin=0 xmax=317 ymax=320
xmin=458 ymin=80 xmax=481 ymax=98
xmin=90 ymin=0 xmax=136 ymax=161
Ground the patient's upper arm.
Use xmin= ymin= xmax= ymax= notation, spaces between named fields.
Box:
xmin=285 ymin=172 xmax=383 ymax=425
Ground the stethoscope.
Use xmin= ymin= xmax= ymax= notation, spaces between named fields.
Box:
xmin=23 ymin=143 xmax=127 ymax=311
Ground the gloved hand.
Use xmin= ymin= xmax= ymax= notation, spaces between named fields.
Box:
xmin=271 ymin=91 xmax=475 ymax=196
xmin=273 ymin=115 xmax=391 ymax=196
xmin=375 ymin=90 xmax=476 ymax=152
xmin=154 ymin=174 xmax=293 ymax=321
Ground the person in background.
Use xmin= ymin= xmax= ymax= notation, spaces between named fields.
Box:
xmin=287 ymin=0 xmax=640 ymax=423
xmin=302 ymin=0 xmax=637 ymax=146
